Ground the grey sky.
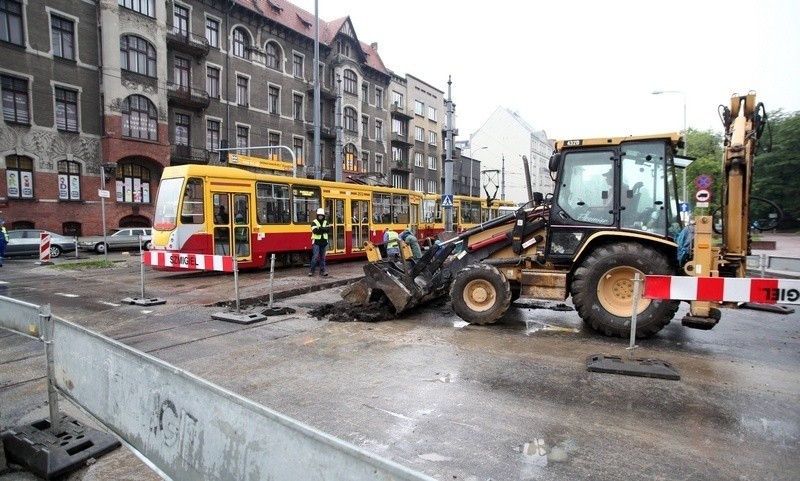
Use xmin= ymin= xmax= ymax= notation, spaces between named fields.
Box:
xmin=293 ymin=0 xmax=800 ymax=140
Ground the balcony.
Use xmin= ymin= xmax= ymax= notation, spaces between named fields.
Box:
xmin=390 ymin=132 xmax=412 ymax=147
xmin=166 ymin=27 xmax=210 ymax=58
xmin=392 ymin=159 xmax=412 ymax=172
xmin=167 ymin=83 xmax=211 ymax=110
xmin=305 ymin=122 xmax=336 ymax=140
xmin=171 ymin=145 xmax=210 ymax=165
xmin=390 ymin=102 xmax=413 ymax=120
xmin=305 ymin=81 xmax=336 ymax=101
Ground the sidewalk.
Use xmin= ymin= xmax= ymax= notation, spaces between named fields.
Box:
xmin=749 ymin=232 xmax=800 ymax=278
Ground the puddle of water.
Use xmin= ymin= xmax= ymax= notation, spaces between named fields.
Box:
xmin=525 ymin=320 xmax=580 ymax=335
xmin=520 ymin=438 xmax=575 ymax=465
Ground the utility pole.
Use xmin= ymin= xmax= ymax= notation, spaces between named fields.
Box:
xmin=444 ymin=76 xmax=455 ymax=233
xmin=312 ymin=0 xmax=321 ymax=179
xmin=501 ymin=155 xmax=506 ymax=201
xmin=335 ymin=75 xmax=343 ymax=182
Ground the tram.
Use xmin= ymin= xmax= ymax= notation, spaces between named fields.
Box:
xmin=151 ymin=164 xmax=516 ymax=269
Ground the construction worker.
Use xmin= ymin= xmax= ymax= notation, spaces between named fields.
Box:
xmin=399 ymin=227 xmax=423 ymax=259
xmin=0 ymin=219 xmax=7 ymax=267
xmin=383 ymin=227 xmax=400 ymax=260
xmin=308 ymin=208 xmax=330 ymax=276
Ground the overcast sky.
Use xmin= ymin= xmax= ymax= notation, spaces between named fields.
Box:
xmin=291 ymin=0 xmax=800 ymax=141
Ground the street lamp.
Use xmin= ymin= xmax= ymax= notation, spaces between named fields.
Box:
xmin=99 ymin=163 xmax=117 ymax=264
xmin=652 ymin=90 xmax=688 ymax=201
xmin=467 ymin=145 xmax=488 ymax=197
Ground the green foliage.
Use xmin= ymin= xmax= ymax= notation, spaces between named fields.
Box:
xmin=51 ymin=260 xmax=121 ymax=270
xmin=751 ymin=110 xmax=800 ymax=225
xmin=683 ymin=128 xmax=724 ymax=214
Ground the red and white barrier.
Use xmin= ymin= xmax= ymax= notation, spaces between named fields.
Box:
xmin=39 ymin=232 xmax=51 ymax=262
xmin=645 ymin=275 xmax=800 ymax=305
xmin=143 ymin=251 xmax=235 ymax=272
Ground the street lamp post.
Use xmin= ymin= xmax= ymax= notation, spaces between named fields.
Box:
xmin=99 ymin=163 xmax=117 ymax=264
xmin=652 ymin=90 xmax=688 ymax=202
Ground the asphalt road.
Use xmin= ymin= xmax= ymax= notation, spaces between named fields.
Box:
xmin=1 ymin=253 xmax=799 ymax=481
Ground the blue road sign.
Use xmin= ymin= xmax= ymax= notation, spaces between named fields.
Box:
xmin=695 ymin=174 xmax=713 ymax=190
xmin=441 ymin=194 xmax=454 ymax=207
xmin=679 ymin=202 xmax=690 ymax=213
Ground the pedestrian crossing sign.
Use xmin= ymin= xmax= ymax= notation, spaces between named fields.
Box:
xmin=441 ymin=194 xmax=453 ymax=207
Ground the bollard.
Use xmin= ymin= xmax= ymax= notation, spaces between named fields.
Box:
xmin=38 ymin=232 xmax=52 ymax=264
xmin=233 ymin=257 xmax=240 ymax=314
xmin=39 ymin=304 xmax=60 ymax=434
xmin=268 ymin=253 xmax=276 ymax=308
xmin=627 ymin=273 xmax=641 ymax=360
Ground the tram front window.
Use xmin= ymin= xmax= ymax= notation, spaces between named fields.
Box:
xmin=153 ymin=177 xmax=185 ymax=230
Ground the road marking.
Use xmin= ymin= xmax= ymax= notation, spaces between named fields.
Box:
xmin=55 ymin=292 xmax=79 ymax=298
xmin=100 ymin=301 xmax=121 ymax=307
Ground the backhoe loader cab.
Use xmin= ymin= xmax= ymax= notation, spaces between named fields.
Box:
xmin=343 ymin=132 xmax=687 ymax=338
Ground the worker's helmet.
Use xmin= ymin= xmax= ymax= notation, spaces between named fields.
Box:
xmin=316 ymin=208 xmax=325 ymax=216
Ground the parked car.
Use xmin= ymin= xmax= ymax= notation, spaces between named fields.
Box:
xmin=5 ymin=229 xmax=77 ymax=259
xmin=78 ymin=228 xmax=153 ymax=254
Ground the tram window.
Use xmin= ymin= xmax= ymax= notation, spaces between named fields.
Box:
xmin=181 ymin=178 xmax=204 ymax=224
xmin=257 ymin=181 xmax=290 ymax=224
xmin=373 ymin=192 xmax=391 ymax=223
xmin=392 ymin=194 xmax=409 ymax=224
xmin=292 ymin=186 xmax=321 ymax=224
xmin=461 ymin=200 xmax=479 ymax=223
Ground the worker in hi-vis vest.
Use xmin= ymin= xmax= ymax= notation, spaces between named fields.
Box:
xmin=308 ymin=208 xmax=331 ymax=276
xmin=383 ymin=227 xmax=400 ymax=260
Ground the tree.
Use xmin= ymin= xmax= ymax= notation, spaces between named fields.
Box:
xmin=750 ymin=110 xmax=800 ymax=229
xmin=683 ymin=128 xmax=724 ymax=215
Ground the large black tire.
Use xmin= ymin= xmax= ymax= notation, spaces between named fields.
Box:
xmin=571 ymin=242 xmax=679 ymax=338
xmin=449 ymin=264 xmax=512 ymax=325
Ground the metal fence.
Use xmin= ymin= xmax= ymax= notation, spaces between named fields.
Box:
xmin=0 ymin=295 xmax=433 ymax=481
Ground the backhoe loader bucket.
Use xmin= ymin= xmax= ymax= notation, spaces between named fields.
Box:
xmin=356 ymin=262 xmax=418 ymax=313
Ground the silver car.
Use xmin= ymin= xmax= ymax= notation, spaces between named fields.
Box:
xmin=78 ymin=228 xmax=153 ymax=254
xmin=5 ymin=229 xmax=78 ymax=258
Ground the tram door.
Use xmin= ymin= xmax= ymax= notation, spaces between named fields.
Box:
xmin=351 ymin=199 xmax=369 ymax=251
xmin=212 ymin=192 xmax=251 ymax=259
xmin=325 ymin=197 xmax=346 ymax=254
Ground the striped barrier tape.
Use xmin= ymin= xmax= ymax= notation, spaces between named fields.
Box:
xmin=644 ymin=275 xmax=800 ymax=304
xmin=143 ymin=251 xmax=235 ymax=272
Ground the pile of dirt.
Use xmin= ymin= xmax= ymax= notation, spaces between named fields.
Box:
xmin=309 ymin=300 xmax=396 ymax=323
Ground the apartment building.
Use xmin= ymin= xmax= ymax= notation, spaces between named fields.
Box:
xmin=0 ymin=0 xmax=434 ymax=235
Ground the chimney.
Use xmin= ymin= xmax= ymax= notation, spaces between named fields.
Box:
xmin=370 ymin=42 xmax=378 ymax=51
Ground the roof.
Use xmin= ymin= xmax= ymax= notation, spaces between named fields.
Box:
xmin=236 ymin=0 xmax=388 ymax=74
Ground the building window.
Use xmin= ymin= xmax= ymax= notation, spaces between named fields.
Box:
xmin=428 ymin=130 xmax=437 ymax=146
xmin=232 ymin=28 xmax=249 ymax=59
xmin=206 ymin=66 xmax=220 ymax=98
xmin=293 ymin=137 xmax=304 ymax=167
xmin=55 ymin=87 xmax=78 ymax=132
xmin=57 ymin=160 xmax=81 ymax=201
xmin=343 ymin=69 xmax=357 ymax=95
xmin=205 ymin=18 xmax=219 ymax=48
xmin=415 ymin=126 xmax=424 ymax=142
xmin=375 ymin=119 xmax=383 ymax=141
xmin=292 ymin=53 xmax=303 ymax=77
xmin=414 ymin=178 xmax=424 ymax=192
xmin=118 ymin=0 xmax=155 ymax=17
xmin=375 ymin=88 xmax=383 ymax=109
xmin=414 ymin=100 xmax=424 ymax=116
xmin=344 ymin=106 xmax=357 ymax=133
xmin=236 ymin=125 xmax=248 ymax=153
xmin=172 ymin=4 xmax=189 ymax=36
xmin=428 ymin=105 xmax=437 ymax=121
xmin=236 ymin=75 xmax=248 ymax=106
xmin=1 ymin=0 xmax=23 ymax=46
xmin=361 ymin=152 xmax=369 ymax=173
xmin=116 ymin=162 xmax=151 ymax=204
xmin=392 ymin=91 xmax=403 ymax=106
xmin=427 ymin=180 xmax=437 ymax=194
xmin=51 ymin=15 xmax=75 ymax=60
xmin=268 ymin=85 xmax=279 ymax=114
xmin=428 ymin=155 xmax=437 ymax=170
xmin=120 ymin=35 xmax=156 ymax=77
xmin=414 ymin=152 xmax=424 ymax=167
xmin=5 ymin=155 xmax=34 ymax=199
xmin=175 ymin=113 xmax=190 ymax=145
xmin=121 ymin=94 xmax=157 ymax=141
xmin=2 ymin=75 xmax=30 ymax=124
xmin=266 ymin=42 xmax=280 ymax=70
xmin=293 ymin=93 xmax=303 ymax=120
xmin=268 ymin=132 xmax=280 ymax=159
xmin=391 ymin=118 xmax=406 ymax=136
xmin=375 ymin=154 xmax=383 ymax=173
xmin=206 ymin=119 xmax=220 ymax=152
xmin=361 ymin=115 xmax=368 ymax=138
xmin=343 ymin=143 xmax=356 ymax=171
xmin=174 ymin=57 xmax=190 ymax=89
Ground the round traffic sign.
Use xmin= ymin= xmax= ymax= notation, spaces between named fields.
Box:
xmin=695 ymin=189 xmax=711 ymax=202
xmin=695 ymin=174 xmax=713 ymax=190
